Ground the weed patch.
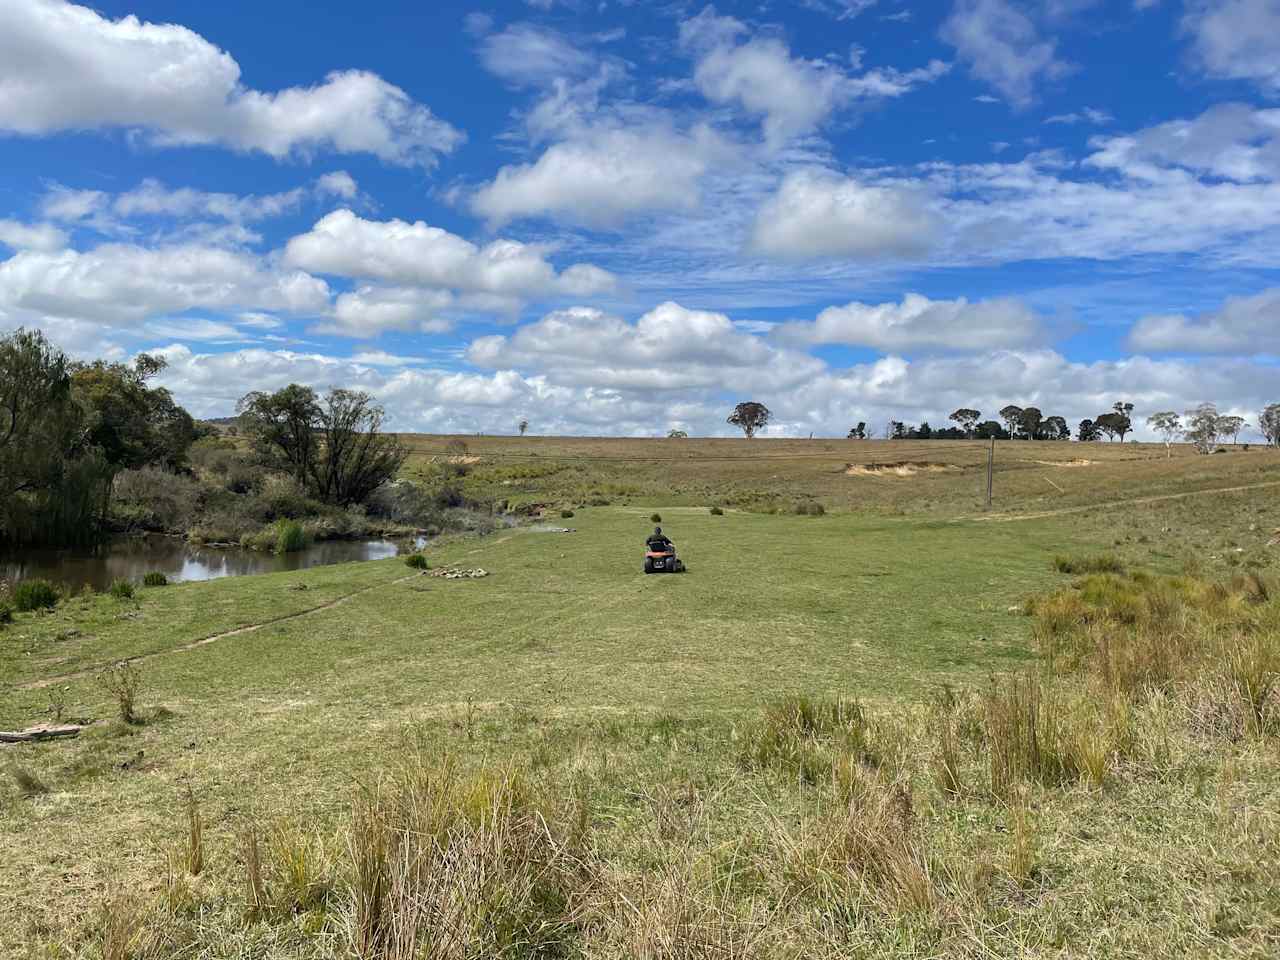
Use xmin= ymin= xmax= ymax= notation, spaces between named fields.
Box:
xmin=13 ymin=578 xmax=59 ymax=612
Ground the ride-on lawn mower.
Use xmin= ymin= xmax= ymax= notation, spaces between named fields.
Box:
xmin=644 ymin=545 xmax=685 ymax=574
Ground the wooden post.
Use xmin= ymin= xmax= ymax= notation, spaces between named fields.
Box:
xmin=984 ymin=437 xmax=995 ymax=511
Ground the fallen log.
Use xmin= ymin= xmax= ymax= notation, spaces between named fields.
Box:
xmin=0 ymin=723 xmax=88 ymax=744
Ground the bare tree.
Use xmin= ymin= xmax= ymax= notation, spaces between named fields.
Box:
xmin=1146 ymin=411 xmax=1182 ymax=458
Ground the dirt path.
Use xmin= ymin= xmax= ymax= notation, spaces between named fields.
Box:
xmin=22 ymin=572 xmax=425 ymax=690
xmin=21 ymin=533 xmax=529 ymax=691
xmin=965 ymin=478 xmax=1280 ymax=523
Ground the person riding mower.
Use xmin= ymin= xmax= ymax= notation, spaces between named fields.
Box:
xmin=644 ymin=526 xmax=685 ymax=573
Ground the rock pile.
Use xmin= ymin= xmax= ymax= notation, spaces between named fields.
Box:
xmin=426 ymin=568 xmax=489 ymax=580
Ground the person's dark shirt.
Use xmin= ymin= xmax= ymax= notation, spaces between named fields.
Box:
xmin=646 ymin=535 xmax=673 ymax=550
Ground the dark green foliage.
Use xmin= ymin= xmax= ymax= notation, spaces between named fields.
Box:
xmin=404 ymin=554 xmax=430 ymax=570
xmin=710 ymin=506 xmax=724 ymax=515
xmin=560 ymin=509 xmax=575 ymax=518
xmin=142 ymin=572 xmax=168 ymax=587
xmin=108 ymin=578 xmax=135 ymax=600
xmin=650 ymin=513 xmax=662 ymax=523
xmin=238 ymin=385 xmax=407 ymax=507
xmin=1053 ymin=554 xmax=1124 ymax=575
xmin=13 ymin=579 xmax=59 ymax=612
xmin=795 ymin=501 xmax=825 ymax=516
xmin=0 ymin=599 xmax=12 ymax=624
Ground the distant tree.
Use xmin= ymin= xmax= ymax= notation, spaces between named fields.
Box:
xmin=1077 ymin=418 xmax=1101 ymax=442
xmin=727 ymin=401 xmax=771 ymax=439
xmin=1262 ymin=403 xmax=1280 ymax=446
xmin=238 ymin=384 xmax=322 ymax=489
xmin=974 ymin=420 xmax=1009 ymax=440
xmin=999 ymin=405 xmax=1024 ymax=439
xmin=1217 ymin=415 xmax=1245 ymax=446
xmin=518 ymin=418 xmax=529 ymax=437
xmin=239 ymin=385 xmax=406 ymax=505
xmin=1018 ymin=407 xmax=1043 ymax=441
xmin=949 ymin=408 xmax=981 ymax=438
xmin=1094 ymin=412 xmax=1130 ymax=442
xmin=1040 ymin=415 xmax=1069 ymax=441
xmin=1109 ymin=402 xmax=1134 ymax=441
xmin=1184 ymin=402 xmax=1220 ymax=454
xmin=1146 ymin=411 xmax=1182 ymax=457
xmin=890 ymin=420 xmax=908 ymax=440
xmin=667 ymin=428 xmax=689 ymax=438
xmin=916 ymin=421 xmax=934 ymax=440
xmin=846 ymin=422 xmax=867 ymax=440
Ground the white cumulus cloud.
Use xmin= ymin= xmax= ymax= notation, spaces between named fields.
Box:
xmin=940 ymin=0 xmax=1069 ymax=107
xmin=0 ymin=0 xmax=463 ymax=166
xmin=750 ymin=169 xmax=939 ymax=259
xmin=777 ymin=293 xmax=1050 ymax=350
xmin=1128 ymin=287 xmax=1280 ymax=353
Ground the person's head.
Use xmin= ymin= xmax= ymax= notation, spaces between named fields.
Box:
xmin=653 ymin=526 xmax=662 ymax=535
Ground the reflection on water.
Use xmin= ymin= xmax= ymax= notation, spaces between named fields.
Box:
xmin=0 ymin=534 xmax=421 ymax=592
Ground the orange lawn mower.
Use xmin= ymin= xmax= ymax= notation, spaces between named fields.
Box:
xmin=643 ymin=528 xmax=685 ymax=574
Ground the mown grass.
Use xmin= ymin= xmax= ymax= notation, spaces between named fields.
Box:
xmin=2 ymin=486 xmax=1279 ymax=957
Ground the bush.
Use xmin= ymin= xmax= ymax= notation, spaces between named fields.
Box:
xmin=108 ymin=578 xmax=135 ymax=600
xmin=404 ymin=554 xmax=429 ymax=570
xmin=1053 ymin=553 xmax=1124 ymax=575
xmin=709 ymin=506 xmax=724 ymax=515
xmin=98 ymin=660 xmax=143 ymax=725
xmin=13 ymin=579 xmax=59 ymax=612
xmin=274 ymin=519 xmax=308 ymax=555
xmin=560 ymin=509 xmax=575 ymax=519
xmin=142 ymin=572 xmax=168 ymax=587
xmin=0 ymin=599 xmax=12 ymax=625
xmin=794 ymin=501 xmax=825 ymax=516
xmin=650 ymin=513 xmax=662 ymax=523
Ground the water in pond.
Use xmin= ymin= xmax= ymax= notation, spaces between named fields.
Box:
xmin=0 ymin=534 xmax=422 ymax=592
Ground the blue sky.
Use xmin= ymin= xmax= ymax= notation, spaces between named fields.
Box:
xmin=1 ymin=0 xmax=1278 ymax=437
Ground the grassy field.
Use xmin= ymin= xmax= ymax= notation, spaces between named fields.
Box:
xmin=2 ymin=439 xmax=1279 ymax=958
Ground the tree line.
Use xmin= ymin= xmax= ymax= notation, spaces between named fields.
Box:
xmin=1 ymin=329 xmax=405 ymax=549
xmin=725 ymin=399 xmax=1280 ymax=447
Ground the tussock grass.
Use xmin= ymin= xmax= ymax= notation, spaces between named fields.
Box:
xmin=108 ymin=578 xmax=136 ymax=600
xmin=142 ymin=572 xmax=168 ymax=587
xmin=403 ymin=553 xmax=429 ymax=570
xmin=13 ymin=578 xmax=59 ymax=611
xmin=274 ymin=519 xmax=308 ymax=555
xmin=1053 ymin=553 xmax=1125 ymax=574
xmin=740 ymin=696 xmax=880 ymax=786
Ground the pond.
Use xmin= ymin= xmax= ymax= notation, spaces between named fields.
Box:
xmin=0 ymin=534 xmax=423 ymax=593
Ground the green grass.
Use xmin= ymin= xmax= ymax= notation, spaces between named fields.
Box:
xmin=2 ymin=477 xmax=1279 ymax=957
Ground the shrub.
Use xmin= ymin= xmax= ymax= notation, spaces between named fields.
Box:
xmin=98 ymin=661 xmax=143 ymax=725
xmin=650 ymin=513 xmax=662 ymax=523
xmin=1053 ymin=553 xmax=1124 ymax=575
xmin=108 ymin=578 xmax=135 ymax=600
xmin=404 ymin=554 xmax=429 ymax=570
xmin=709 ymin=505 xmax=724 ymax=515
xmin=560 ymin=509 xmax=575 ymax=519
xmin=274 ymin=519 xmax=308 ymax=555
xmin=142 ymin=572 xmax=168 ymax=587
xmin=0 ymin=599 xmax=12 ymax=625
xmin=13 ymin=579 xmax=59 ymax=612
